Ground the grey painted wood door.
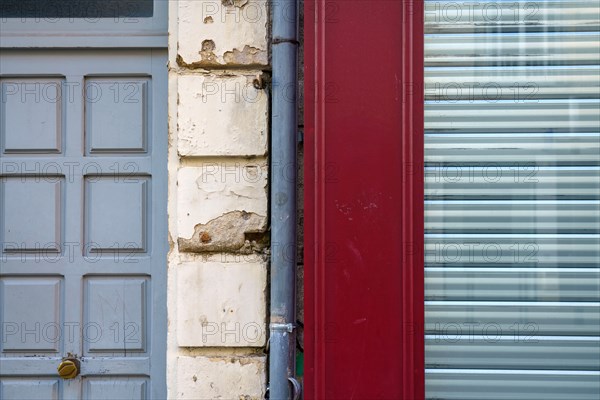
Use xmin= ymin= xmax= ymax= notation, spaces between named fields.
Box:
xmin=0 ymin=49 xmax=167 ymax=399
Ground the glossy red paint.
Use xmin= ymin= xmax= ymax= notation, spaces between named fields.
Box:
xmin=303 ymin=1 xmax=424 ymax=399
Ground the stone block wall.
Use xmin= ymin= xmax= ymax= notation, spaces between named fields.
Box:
xmin=167 ymin=1 xmax=270 ymax=398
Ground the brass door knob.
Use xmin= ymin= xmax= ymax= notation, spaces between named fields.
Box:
xmin=57 ymin=358 xmax=80 ymax=379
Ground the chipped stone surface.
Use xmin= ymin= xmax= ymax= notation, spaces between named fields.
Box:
xmin=178 ymin=211 xmax=266 ymax=253
xmin=178 ymin=74 xmax=268 ymax=157
xmin=178 ymin=0 xmax=268 ymax=67
xmin=176 ymin=355 xmax=266 ymax=399
xmin=177 ymin=262 xmax=267 ymax=347
xmin=199 ymin=40 xmax=219 ymax=65
xmin=223 ymin=45 xmax=265 ymax=65
xmin=168 ymin=0 xmax=269 ymax=396
xmin=177 ymin=161 xmax=268 ymax=241
xmin=223 ymin=0 xmax=250 ymax=7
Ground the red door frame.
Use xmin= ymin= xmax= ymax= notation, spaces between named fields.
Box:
xmin=304 ymin=1 xmax=424 ymax=398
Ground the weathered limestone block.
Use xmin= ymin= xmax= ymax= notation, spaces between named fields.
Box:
xmin=177 ymin=161 xmax=268 ymax=252
xmin=177 ymin=0 xmax=269 ymax=68
xmin=176 ymin=355 xmax=266 ymax=399
xmin=177 ymin=262 xmax=267 ymax=347
xmin=177 ymin=74 xmax=268 ymax=157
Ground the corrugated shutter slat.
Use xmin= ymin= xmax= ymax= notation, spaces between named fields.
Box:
xmin=424 ymin=0 xmax=600 ymax=397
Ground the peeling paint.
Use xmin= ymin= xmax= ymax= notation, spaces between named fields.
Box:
xmin=176 ymin=54 xmax=205 ymax=70
xmin=236 ymin=357 xmax=257 ymax=367
xmin=222 ymin=0 xmax=249 ymax=7
xmin=176 ymin=0 xmax=269 ymax=70
xmin=200 ymin=232 xmax=212 ymax=243
xmin=169 ymin=1 xmax=270 ymax=397
xmin=200 ymin=40 xmax=219 ymax=64
xmin=177 ymin=46 xmax=268 ymax=69
xmin=223 ymin=45 xmax=268 ymax=66
xmin=178 ymin=211 xmax=267 ymax=253
xmin=176 ymin=40 xmax=223 ymax=69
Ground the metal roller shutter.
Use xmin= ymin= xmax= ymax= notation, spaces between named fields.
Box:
xmin=424 ymin=1 xmax=600 ymax=398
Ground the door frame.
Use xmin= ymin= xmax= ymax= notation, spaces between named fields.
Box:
xmin=0 ymin=0 xmax=167 ymax=48
xmin=303 ymin=1 xmax=424 ymax=398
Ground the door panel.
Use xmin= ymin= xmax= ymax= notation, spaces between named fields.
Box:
xmin=84 ymin=277 xmax=148 ymax=354
xmin=1 ymin=277 xmax=62 ymax=352
xmin=0 ymin=49 xmax=167 ymax=399
xmin=0 ymin=379 xmax=59 ymax=400
xmin=83 ymin=378 xmax=148 ymax=400
xmin=2 ymin=177 xmax=63 ymax=252
xmin=85 ymin=78 xmax=149 ymax=154
xmin=1 ymin=77 xmax=63 ymax=153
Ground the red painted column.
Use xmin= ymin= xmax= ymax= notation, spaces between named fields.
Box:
xmin=304 ymin=1 xmax=424 ymax=399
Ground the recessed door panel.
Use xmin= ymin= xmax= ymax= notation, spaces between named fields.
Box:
xmin=84 ymin=277 xmax=148 ymax=353
xmin=85 ymin=78 xmax=149 ymax=154
xmin=0 ymin=78 xmax=63 ymax=154
xmin=85 ymin=177 xmax=149 ymax=253
xmin=1 ymin=177 xmax=63 ymax=253
xmin=0 ymin=277 xmax=62 ymax=352
xmin=84 ymin=378 xmax=148 ymax=400
xmin=0 ymin=379 xmax=59 ymax=400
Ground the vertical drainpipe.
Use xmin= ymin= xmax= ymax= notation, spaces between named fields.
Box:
xmin=269 ymin=0 xmax=298 ymax=399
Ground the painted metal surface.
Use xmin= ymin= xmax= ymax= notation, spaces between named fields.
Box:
xmin=426 ymin=370 xmax=600 ymax=400
xmin=424 ymin=0 xmax=600 ymax=398
xmin=269 ymin=1 xmax=299 ymax=398
xmin=304 ymin=1 xmax=424 ymax=398
xmin=0 ymin=49 xmax=168 ymax=399
xmin=425 ymin=0 xmax=600 ymax=32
